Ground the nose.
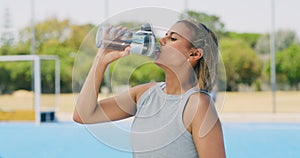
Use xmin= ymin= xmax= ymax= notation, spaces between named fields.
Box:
xmin=159 ymin=37 xmax=166 ymax=46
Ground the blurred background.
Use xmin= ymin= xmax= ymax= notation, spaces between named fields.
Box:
xmin=0 ymin=0 xmax=299 ymax=117
xmin=0 ymin=0 xmax=299 ymax=157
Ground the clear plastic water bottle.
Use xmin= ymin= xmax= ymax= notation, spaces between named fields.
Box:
xmin=96 ymin=23 xmax=157 ymax=56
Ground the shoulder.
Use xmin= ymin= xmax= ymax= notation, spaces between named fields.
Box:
xmin=131 ymin=82 xmax=157 ymax=94
xmin=129 ymin=82 xmax=158 ymax=103
xmin=187 ymin=92 xmax=212 ymax=111
xmin=185 ymin=92 xmax=219 ymax=132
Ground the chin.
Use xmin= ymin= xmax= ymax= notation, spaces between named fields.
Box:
xmin=154 ymin=60 xmax=160 ymax=66
xmin=154 ymin=60 xmax=169 ymax=72
xmin=154 ymin=59 xmax=163 ymax=67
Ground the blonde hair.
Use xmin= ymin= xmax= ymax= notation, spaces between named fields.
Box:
xmin=177 ymin=20 xmax=219 ymax=92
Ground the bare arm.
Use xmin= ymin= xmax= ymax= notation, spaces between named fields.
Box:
xmin=190 ymin=94 xmax=226 ymax=158
xmin=73 ymin=45 xmax=135 ymax=124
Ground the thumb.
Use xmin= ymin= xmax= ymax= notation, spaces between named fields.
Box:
xmin=120 ymin=46 xmax=130 ymax=57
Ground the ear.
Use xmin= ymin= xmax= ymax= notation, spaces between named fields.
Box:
xmin=188 ymin=48 xmax=203 ymax=65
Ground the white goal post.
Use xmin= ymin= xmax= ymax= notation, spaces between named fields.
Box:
xmin=0 ymin=55 xmax=60 ymax=125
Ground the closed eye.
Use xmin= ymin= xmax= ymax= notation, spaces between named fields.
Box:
xmin=165 ymin=32 xmax=178 ymax=41
xmin=170 ymin=37 xmax=177 ymax=41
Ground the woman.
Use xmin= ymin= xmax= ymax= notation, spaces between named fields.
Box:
xmin=73 ymin=19 xmax=226 ymax=158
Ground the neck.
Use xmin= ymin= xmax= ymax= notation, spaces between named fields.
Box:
xmin=164 ymin=69 xmax=197 ymax=95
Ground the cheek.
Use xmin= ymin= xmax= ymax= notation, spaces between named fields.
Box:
xmin=154 ymin=46 xmax=188 ymax=68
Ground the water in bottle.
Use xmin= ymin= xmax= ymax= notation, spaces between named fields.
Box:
xmin=96 ymin=23 xmax=157 ymax=56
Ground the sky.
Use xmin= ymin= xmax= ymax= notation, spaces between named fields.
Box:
xmin=0 ymin=0 xmax=300 ymax=37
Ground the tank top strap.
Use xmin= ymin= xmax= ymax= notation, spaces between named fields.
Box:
xmin=158 ymin=82 xmax=211 ymax=101
xmin=199 ymin=89 xmax=211 ymax=96
xmin=173 ymin=87 xmax=199 ymax=136
xmin=179 ymin=87 xmax=199 ymax=111
xmin=158 ymin=82 xmax=199 ymax=95
xmin=159 ymin=82 xmax=166 ymax=89
xmin=180 ymin=88 xmax=212 ymax=109
xmin=176 ymin=88 xmax=213 ymax=132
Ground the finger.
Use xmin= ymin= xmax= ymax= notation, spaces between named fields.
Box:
xmin=114 ymin=26 xmax=129 ymax=39
xmin=121 ymin=30 xmax=133 ymax=41
xmin=121 ymin=46 xmax=131 ymax=56
xmin=102 ymin=25 xmax=112 ymax=39
xmin=105 ymin=25 xmax=113 ymax=35
xmin=109 ymin=27 xmax=119 ymax=39
xmin=115 ymin=29 xmax=127 ymax=39
xmin=108 ymin=49 xmax=129 ymax=61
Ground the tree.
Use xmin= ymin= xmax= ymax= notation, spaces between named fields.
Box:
xmin=109 ymin=54 xmax=164 ymax=87
xmin=38 ymin=22 xmax=94 ymax=93
xmin=266 ymin=45 xmax=300 ymax=90
xmin=0 ymin=17 xmax=94 ymax=93
xmin=221 ymin=38 xmax=263 ymax=91
xmin=129 ymin=61 xmax=165 ymax=86
xmin=226 ymin=32 xmax=261 ymax=49
xmin=180 ymin=10 xmax=225 ymax=37
xmin=255 ymin=29 xmax=299 ymax=54
xmin=281 ymin=45 xmax=300 ymax=89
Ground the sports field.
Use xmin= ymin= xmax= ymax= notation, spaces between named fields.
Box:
xmin=1 ymin=91 xmax=300 ymax=158
xmin=0 ymin=91 xmax=299 ymax=121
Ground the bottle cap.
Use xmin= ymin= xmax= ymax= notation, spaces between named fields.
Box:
xmin=141 ymin=23 xmax=152 ymax=32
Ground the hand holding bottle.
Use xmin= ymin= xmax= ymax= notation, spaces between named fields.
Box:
xmin=96 ymin=23 xmax=157 ymax=57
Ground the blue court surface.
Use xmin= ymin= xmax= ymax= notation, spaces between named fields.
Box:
xmin=0 ymin=121 xmax=299 ymax=158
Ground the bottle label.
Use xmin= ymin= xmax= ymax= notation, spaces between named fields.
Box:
xmin=130 ymin=34 xmax=147 ymax=54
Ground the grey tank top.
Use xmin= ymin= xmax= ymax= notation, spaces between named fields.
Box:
xmin=131 ymin=82 xmax=208 ymax=158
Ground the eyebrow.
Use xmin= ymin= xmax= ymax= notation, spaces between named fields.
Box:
xmin=166 ymin=31 xmax=194 ymax=47
xmin=166 ymin=31 xmax=181 ymax=37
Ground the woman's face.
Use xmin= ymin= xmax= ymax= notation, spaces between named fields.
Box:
xmin=154 ymin=22 xmax=194 ymax=71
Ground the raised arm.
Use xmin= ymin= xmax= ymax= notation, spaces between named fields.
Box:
xmin=73 ymin=46 xmax=135 ymax=124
